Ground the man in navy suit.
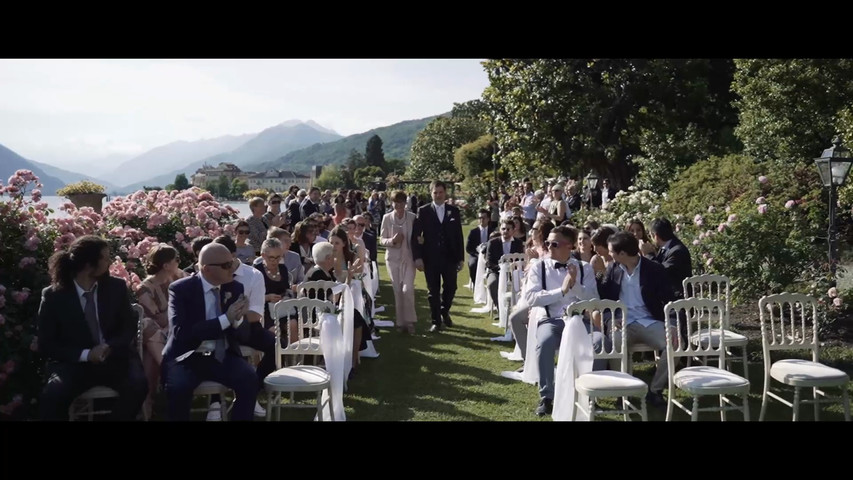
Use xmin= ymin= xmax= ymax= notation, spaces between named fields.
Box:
xmin=641 ymin=218 xmax=693 ymax=300
xmin=485 ymin=218 xmax=525 ymax=310
xmin=412 ymin=180 xmax=465 ymax=332
xmin=161 ymin=242 xmax=257 ymax=421
xmin=599 ymin=231 xmax=677 ymax=408
xmin=466 ymin=208 xmax=493 ymax=286
xmin=38 ymin=235 xmax=148 ymax=420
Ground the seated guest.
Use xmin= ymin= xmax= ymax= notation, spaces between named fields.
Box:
xmin=354 ymin=215 xmax=378 ymax=266
xmin=137 ymin=243 xmax=186 ymax=419
xmin=183 ymin=236 xmax=213 ymax=275
xmin=291 ymin=221 xmax=317 ymax=271
xmin=233 ymin=220 xmax=256 ymax=264
xmin=485 ymin=218 xmax=525 ymax=311
xmin=161 ymin=243 xmax=255 ymax=421
xmin=38 ymin=235 xmax=148 ymax=420
xmin=524 ymin=226 xmax=598 ymax=416
xmin=599 ymin=231 xmax=677 ymax=409
xmin=254 ymin=227 xmax=305 ymax=289
xmin=574 ymin=229 xmax=595 ymax=263
xmin=590 ymin=226 xmax=617 ymax=282
xmin=254 ymin=238 xmax=293 ymax=333
xmin=246 ymin=197 xmax=270 ymax=255
xmin=466 ymin=209 xmax=493 ymax=284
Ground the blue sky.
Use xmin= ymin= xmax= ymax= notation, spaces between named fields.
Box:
xmin=0 ymin=59 xmax=489 ymax=170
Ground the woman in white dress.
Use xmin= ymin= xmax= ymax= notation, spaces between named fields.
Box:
xmin=379 ymin=190 xmax=418 ymax=334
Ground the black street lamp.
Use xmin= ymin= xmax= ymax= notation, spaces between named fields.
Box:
xmin=586 ymin=172 xmax=599 ymax=190
xmin=814 ymin=136 xmax=853 ymax=281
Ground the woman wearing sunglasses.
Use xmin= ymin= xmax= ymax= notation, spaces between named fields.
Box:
xmin=234 ymin=220 xmax=256 ymax=264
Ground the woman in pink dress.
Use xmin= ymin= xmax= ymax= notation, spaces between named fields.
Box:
xmin=136 ymin=243 xmax=186 ymax=418
xmin=379 ymin=190 xmax=418 ymax=334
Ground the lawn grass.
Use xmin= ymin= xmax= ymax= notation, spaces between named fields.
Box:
xmin=156 ymin=222 xmax=853 ymax=421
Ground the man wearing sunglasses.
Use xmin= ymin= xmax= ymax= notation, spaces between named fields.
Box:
xmin=485 ymin=219 xmax=525 ymax=311
xmin=161 ymin=243 xmax=256 ymax=421
xmin=524 ymin=225 xmax=598 ymax=416
xmin=412 ymin=181 xmax=465 ymax=333
xmin=354 ymin=214 xmax=378 ymax=266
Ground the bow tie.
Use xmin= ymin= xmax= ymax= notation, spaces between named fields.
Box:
xmin=554 ymin=262 xmax=569 ymax=270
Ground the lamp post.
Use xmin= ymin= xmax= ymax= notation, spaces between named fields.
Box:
xmin=586 ymin=172 xmax=599 ymax=190
xmin=814 ymin=136 xmax=853 ymax=281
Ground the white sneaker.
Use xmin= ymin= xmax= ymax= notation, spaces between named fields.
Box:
xmin=359 ymin=341 xmax=380 ymax=359
xmin=206 ymin=402 xmax=222 ymax=421
xmin=254 ymin=400 xmax=267 ymax=417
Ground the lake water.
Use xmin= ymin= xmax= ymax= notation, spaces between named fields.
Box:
xmin=43 ymin=196 xmax=252 ymax=219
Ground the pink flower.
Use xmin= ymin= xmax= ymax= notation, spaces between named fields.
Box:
xmin=833 ymin=297 xmax=843 ymax=308
xmin=24 ymin=236 xmax=40 ymax=251
xmin=785 ymin=200 xmax=795 ymax=209
xmin=717 ymin=223 xmax=727 ymax=233
xmin=0 ymin=314 xmax=4 ymax=325
xmin=694 ymin=214 xmax=704 ymax=227
xmin=755 ymin=196 xmax=766 ymax=204
xmin=175 ymin=232 xmax=185 ymax=242
xmin=18 ymin=257 xmax=36 ymax=268
xmin=706 ymin=257 xmax=714 ymax=267
xmin=828 ymin=287 xmax=838 ymax=298
xmin=692 ymin=239 xmax=700 ymax=245
xmin=707 ymin=206 xmax=716 ymax=213
xmin=727 ymin=214 xmax=737 ymax=223
xmin=0 ymin=284 xmax=6 ymax=295
xmin=758 ymin=204 xmax=768 ymax=214
xmin=12 ymin=288 xmax=30 ymax=304
xmin=758 ymin=175 xmax=768 ymax=184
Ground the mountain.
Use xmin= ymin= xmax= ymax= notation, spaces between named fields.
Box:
xmin=109 ymin=133 xmax=257 ymax=187
xmin=120 ymin=121 xmax=342 ymax=194
xmin=28 ymin=159 xmax=119 ymax=192
xmin=248 ymin=114 xmax=445 ymax=173
xmin=0 ymin=143 xmax=66 ymax=194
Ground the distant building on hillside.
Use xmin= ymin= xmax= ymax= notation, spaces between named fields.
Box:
xmin=247 ymin=169 xmax=311 ymax=193
xmin=191 ymin=162 xmax=253 ymax=188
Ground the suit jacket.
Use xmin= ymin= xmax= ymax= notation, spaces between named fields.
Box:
xmin=567 ymin=193 xmax=583 ymax=212
xmin=585 ymin=187 xmax=603 ymax=208
xmin=646 ymin=237 xmax=692 ymax=300
xmin=466 ymin=225 xmax=494 ymax=258
xmin=486 ymin=237 xmax=524 ymax=273
xmin=598 ymin=256 xmax=675 ymax=323
xmin=300 ymin=198 xmax=319 ymax=220
xmin=362 ymin=230 xmax=378 ymax=263
xmin=380 ymin=211 xmax=416 ymax=264
xmin=37 ymin=276 xmax=137 ymax=364
xmin=411 ymin=202 xmax=464 ymax=264
xmin=162 ymin=274 xmax=250 ymax=362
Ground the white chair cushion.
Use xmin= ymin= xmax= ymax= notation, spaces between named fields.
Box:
xmin=690 ymin=328 xmax=748 ymax=348
xmin=674 ymin=366 xmax=749 ymax=394
xmin=575 ymin=371 xmax=648 ymax=395
xmin=194 ymin=381 xmax=228 ymax=395
xmin=770 ymin=359 xmax=849 ymax=387
xmin=264 ymin=365 xmax=330 ymax=392
xmin=77 ymin=386 xmax=118 ymax=399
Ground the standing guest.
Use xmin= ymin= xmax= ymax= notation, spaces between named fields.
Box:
xmin=412 ymin=180 xmax=464 ymax=333
xmin=600 ymin=178 xmax=617 ymax=208
xmin=183 ymin=236 xmax=213 ymax=275
xmin=288 ymin=189 xmax=307 ymax=227
xmin=408 ymin=193 xmax=419 ymax=214
xmin=354 ymin=214 xmax=377 ymax=266
xmin=320 ymin=190 xmax=334 ymax=215
xmin=485 ymin=219 xmax=525 ymax=310
xmin=544 ymin=183 xmax=568 ymax=224
xmin=525 ymin=226 xmax=598 ymax=416
xmin=38 ymin=235 xmax=148 ymax=420
xmin=161 ymin=243 xmax=254 ymax=421
xmin=599 ymin=231 xmax=676 ymax=408
xmin=521 ymin=181 xmax=538 ymax=230
xmin=300 ymin=186 xmax=322 ymax=220
xmin=233 ymin=220 xmax=256 ymax=264
xmin=245 ymin=197 xmax=270 ymax=255
xmin=380 ymin=190 xmax=418 ymax=334
xmin=333 ymin=202 xmax=348 ymax=226
xmin=489 ymin=193 xmax=501 ymax=230
xmin=642 ymin=218 xmax=692 ymax=301
xmin=466 ymin=209 xmax=493 ymax=286
xmin=566 ymin=183 xmax=583 ymax=213
xmin=137 ymin=243 xmax=186 ymax=419
xmin=585 ymin=179 xmax=603 ymax=209
xmin=536 ymin=188 xmax=552 ymax=224
xmin=283 ymin=185 xmax=300 ymax=209
xmin=263 ymin=193 xmax=286 ymax=230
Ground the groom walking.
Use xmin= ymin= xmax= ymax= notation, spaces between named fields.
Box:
xmin=413 ymin=180 xmax=464 ymax=333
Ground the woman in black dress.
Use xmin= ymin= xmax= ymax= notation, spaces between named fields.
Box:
xmin=254 ymin=238 xmax=292 ymax=337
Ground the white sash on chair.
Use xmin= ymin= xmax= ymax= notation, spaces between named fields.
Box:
xmin=552 ymin=315 xmax=594 ymax=421
xmin=370 ymin=260 xmax=379 ymax=298
xmin=318 ymin=311 xmax=345 ymax=421
xmin=472 ymin=252 xmax=488 ymax=306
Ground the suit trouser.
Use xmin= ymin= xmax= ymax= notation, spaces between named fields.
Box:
xmin=40 ymin=355 xmax=148 ymax=421
xmin=537 ymin=318 xmax=609 ymax=400
xmin=211 ymin=323 xmax=276 ymax=406
xmin=509 ymin=307 xmax=530 ymax=360
xmin=424 ymin=256 xmax=458 ymax=324
xmin=612 ymin=321 xmax=668 ymax=394
xmin=162 ymin=352 xmax=257 ymax=421
xmin=485 ymin=271 xmax=500 ymax=312
xmin=467 ymin=254 xmax=478 ymax=287
xmin=386 ymin=257 xmax=417 ymax=327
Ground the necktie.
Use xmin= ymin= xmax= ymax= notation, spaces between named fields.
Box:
xmin=212 ymin=287 xmax=226 ymax=362
xmin=82 ymin=290 xmax=101 ymax=344
xmin=554 ymin=262 xmax=569 ymax=270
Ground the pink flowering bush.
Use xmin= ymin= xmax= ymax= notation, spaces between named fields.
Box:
xmin=1 ymin=172 xmax=241 ymax=419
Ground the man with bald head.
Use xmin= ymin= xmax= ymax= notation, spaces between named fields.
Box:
xmin=161 ymin=243 xmax=258 ymax=421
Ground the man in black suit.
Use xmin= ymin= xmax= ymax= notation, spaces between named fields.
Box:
xmin=466 ymin=208 xmax=493 ymax=285
xmin=600 ymin=178 xmax=617 ymax=208
xmin=641 ymin=218 xmax=692 ymax=300
xmin=599 ymin=231 xmax=677 ymax=408
xmin=412 ymin=180 xmax=464 ymax=332
xmin=485 ymin=219 xmax=525 ymax=310
xmin=354 ymin=215 xmax=378 ymax=264
xmin=300 ymin=187 xmax=321 ymax=220
xmin=38 ymin=235 xmax=148 ymax=420
xmin=161 ymin=243 xmax=256 ymax=421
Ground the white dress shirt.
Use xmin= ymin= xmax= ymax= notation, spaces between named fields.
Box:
xmin=521 ymin=192 xmax=538 ymax=220
xmin=502 ymin=240 xmax=512 ymax=256
xmin=433 ymin=202 xmax=445 ymax=223
xmin=524 ymin=257 xmax=598 ymax=324
xmin=233 ymin=262 xmax=266 ymax=317
xmin=75 ymin=280 xmax=103 ymax=362
xmin=618 ymin=261 xmax=657 ymax=327
xmin=601 ymin=187 xmax=610 ymax=206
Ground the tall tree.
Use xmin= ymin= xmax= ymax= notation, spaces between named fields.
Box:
xmin=230 ymin=178 xmax=248 ymax=199
xmin=217 ymin=175 xmax=231 ymax=199
xmin=733 ymin=59 xmax=853 ymax=164
xmin=346 ymin=149 xmax=366 ymax=171
xmin=406 ymin=116 xmax=486 ymax=181
xmin=481 ymin=59 xmax=739 ymax=189
xmin=364 ymin=135 xmax=387 ymax=171
xmin=174 ymin=173 xmax=190 ymax=190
